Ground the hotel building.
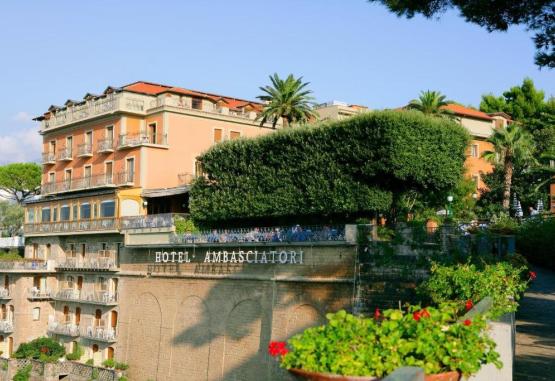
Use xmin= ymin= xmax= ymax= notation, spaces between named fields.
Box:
xmin=10 ymin=81 xmax=283 ymax=372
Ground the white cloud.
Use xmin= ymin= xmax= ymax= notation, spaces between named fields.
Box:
xmin=0 ymin=127 xmax=42 ymax=164
xmin=12 ymin=111 xmax=32 ymax=123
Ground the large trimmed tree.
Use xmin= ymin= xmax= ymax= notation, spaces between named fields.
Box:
xmin=407 ymin=90 xmax=454 ymax=117
xmin=0 ymin=163 xmax=41 ymax=204
xmin=482 ymin=124 xmax=535 ymax=210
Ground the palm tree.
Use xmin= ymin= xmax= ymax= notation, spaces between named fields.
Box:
xmin=482 ymin=123 xmax=536 ymax=210
xmin=257 ymin=73 xmax=317 ymax=128
xmin=407 ymin=90 xmax=454 ymax=117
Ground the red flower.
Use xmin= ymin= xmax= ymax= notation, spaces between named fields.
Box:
xmin=465 ymin=300 xmax=474 ymax=311
xmin=268 ymin=341 xmax=288 ymax=357
xmin=420 ymin=309 xmax=430 ymax=318
xmin=39 ymin=346 xmax=49 ymax=354
xmin=413 ymin=311 xmax=421 ymax=321
xmin=374 ymin=308 xmax=381 ymax=319
xmin=464 ymin=319 xmax=472 ymax=326
xmin=529 ymin=271 xmax=537 ymax=280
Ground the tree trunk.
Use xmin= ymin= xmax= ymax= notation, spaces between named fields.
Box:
xmin=502 ymin=157 xmax=514 ymax=210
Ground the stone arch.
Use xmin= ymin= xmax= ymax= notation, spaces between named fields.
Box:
xmin=223 ymin=299 xmax=264 ymax=381
xmin=126 ymin=292 xmax=162 ymax=380
xmin=286 ymin=304 xmax=325 ymax=337
xmin=170 ymin=295 xmax=211 ymax=381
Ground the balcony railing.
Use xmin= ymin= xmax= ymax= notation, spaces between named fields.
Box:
xmin=97 ymin=138 xmax=114 ymax=153
xmin=171 ymin=225 xmax=346 ymax=244
xmin=48 ymin=321 xmax=80 ymax=337
xmin=0 ymin=288 xmax=10 ymax=299
xmin=81 ymin=325 xmax=117 ymax=342
xmin=24 ymin=217 xmax=118 ymax=235
xmin=41 ymin=152 xmax=56 ymax=164
xmin=54 ymin=288 xmax=81 ymax=302
xmin=41 ymin=93 xmax=146 ymax=131
xmin=118 ymin=133 xmax=167 ymax=148
xmin=120 ymin=213 xmax=188 ymax=230
xmin=0 ymin=260 xmax=49 ymax=271
xmin=0 ymin=320 xmax=13 ymax=333
xmin=56 ymin=147 xmax=73 ymax=161
xmin=27 ymin=287 xmax=52 ymax=300
xmin=80 ymin=291 xmax=118 ymax=305
xmin=77 ymin=143 xmax=93 ymax=157
xmin=41 ymin=172 xmax=121 ymax=194
xmin=57 ymin=252 xmax=117 ymax=271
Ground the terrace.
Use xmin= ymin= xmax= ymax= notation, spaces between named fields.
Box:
xmin=40 ymin=172 xmax=131 ymax=195
xmin=118 ymin=132 xmax=168 ymax=148
xmin=0 ymin=320 xmax=13 ymax=334
xmin=54 ymin=289 xmax=118 ymax=306
xmin=81 ymin=320 xmax=117 ymax=343
xmin=0 ymin=259 xmax=52 ymax=272
xmin=56 ymin=250 xmax=118 ymax=271
xmin=0 ymin=288 xmax=10 ymax=300
xmin=27 ymin=287 xmax=52 ymax=300
xmin=24 ymin=217 xmax=119 ymax=235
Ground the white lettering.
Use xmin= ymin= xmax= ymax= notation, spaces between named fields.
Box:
xmin=155 ymin=252 xmax=162 ymax=263
xmin=246 ymin=251 xmax=253 ymax=263
xmin=238 ymin=251 xmax=245 ymax=263
xmin=279 ymin=251 xmax=288 ymax=264
xmin=260 ymin=252 xmax=268 ymax=264
xmin=290 ymin=251 xmax=297 ymax=264
xmin=162 ymin=252 xmax=169 ymax=263
xmin=204 ymin=251 xmax=212 ymax=263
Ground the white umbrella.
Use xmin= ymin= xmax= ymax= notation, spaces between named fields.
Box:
xmin=537 ymin=199 xmax=544 ymax=213
xmin=516 ymin=201 xmax=524 ymax=218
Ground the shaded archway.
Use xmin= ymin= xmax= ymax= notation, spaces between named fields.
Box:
xmin=286 ymin=304 xmax=325 ymax=337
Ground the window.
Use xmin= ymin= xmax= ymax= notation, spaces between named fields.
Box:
xmin=72 ymin=204 xmax=78 ymax=220
xmin=97 ymin=277 xmax=107 ymax=291
xmin=64 ymin=169 xmax=72 ymax=189
xmin=41 ymin=208 xmax=50 ymax=223
xmin=230 ymin=131 xmax=241 ymax=140
xmin=80 ymin=203 xmax=91 ymax=219
xmin=48 ymin=172 xmax=55 ymax=183
xmin=192 ymin=98 xmax=202 ymax=110
xmin=85 ymin=131 xmax=93 ymax=147
xmin=33 ymin=307 xmax=40 ymax=321
xmin=49 ymin=140 xmax=56 ymax=153
xmin=27 ymin=209 xmax=35 ymax=223
xmin=148 ymin=123 xmax=157 ymax=144
xmin=66 ymin=136 xmax=73 ymax=155
xmin=100 ymin=200 xmax=115 ymax=217
xmin=105 ymin=162 xmax=113 ymax=184
xmin=126 ymin=158 xmax=135 ymax=183
xmin=60 ymin=205 xmax=70 ymax=221
xmin=106 ymin=126 xmax=114 ymax=141
xmin=52 ymin=207 xmax=57 ymax=222
xmin=66 ymin=276 xmax=75 ymax=289
xmin=470 ymin=144 xmax=479 ymax=158
xmin=213 ymin=128 xmax=223 ymax=143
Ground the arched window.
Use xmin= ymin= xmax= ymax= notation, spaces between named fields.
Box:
xmin=32 ymin=307 xmax=40 ymax=321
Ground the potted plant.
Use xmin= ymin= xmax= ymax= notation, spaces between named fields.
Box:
xmin=270 ymin=304 xmax=501 ymax=381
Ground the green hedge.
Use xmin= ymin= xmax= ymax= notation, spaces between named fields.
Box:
xmin=517 ymin=216 xmax=555 ymax=269
xmin=190 ymin=111 xmax=469 ymax=225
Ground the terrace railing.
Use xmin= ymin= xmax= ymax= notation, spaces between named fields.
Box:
xmin=57 ymin=251 xmax=117 ymax=271
xmin=0 ymin=320 xmax=13 ymax=333
xmin=24 ymin=217 xmax=119 ymax=234
xmin=118 ymin=133 xmax=167 ymax=148
xmin=81 ymin=324 xmax=117 ymax=342
xmin=171 ymin=225 xmax=346 ymax=244
xmin=120 ymin=213 xmax=188 ymax=230
xmin=41 ymin=172 xmax=122 ymax=194
xmin=0 ymin=260 xmax=48 ymax=271
xmin=27 ymin=287 xmax=52 ymax=300
xmin=81 ymin=291 xmax=118 ymax=305
xmin=0 ymin=288 xmax=9 ymax=299
xmin=48 ymin=321 xmax=80 ymax=337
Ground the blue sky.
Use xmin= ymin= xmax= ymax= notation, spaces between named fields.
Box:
xmin=0 ymin=0 xmax=553 ymax=163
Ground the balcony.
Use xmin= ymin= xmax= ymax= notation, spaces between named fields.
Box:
xmin=81 ymin=324 xmax=117 ymax=343
xmin=27 ymin=287 xmax=52 ymax=300
xmin=0 ymin=260 xmax=51 ymax=272
xmin=118 ymin=133 xmax=167 ymax=149
xmin=56 ymin=147 xmax=73 ymax=162
xmin=77 ymin=143 xmax=93 ymax=158
xmin=53 ymin=288 xmax=81 ymax=302
xmin=97 ymin=138 xmax=114 ymax=153
xmin=120 ymin=213 xmax=187 ymax=230
xmin=24 ymin=218 xmax=119 ymax=235
xmin=54 ymin=289 xmax=118 ymax=306
xmin=0 ymin=288 xmax=10 ymax=300
xmin=41 ymin=152 xmax=56 ymax=165
xmin=41 ymin=172 xmax=128 ymax=195
xmin=0 ymin=320 xmax=13 ymax=334
xmin=57 ymin=251 xmax=118 ymax=271
xmin=41 ymin=93 xmax=147 ymax=131
xmin=48 ymin=321 xmax=80 ymax=337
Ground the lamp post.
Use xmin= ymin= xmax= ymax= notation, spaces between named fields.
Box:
xmin=447 ymin=195 xmax=454 ymax=218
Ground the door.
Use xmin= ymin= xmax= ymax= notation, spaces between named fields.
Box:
xmin=148 ymin=123 xmax=157 ymax=144
xmin=95 ymin=309 xmax=102 ymax=327
xmin=126 ymin=158 xmax=135 ymax=183
xmin=63 ymin=306 xmax=70 ymax=323
xmin=75 ymin=308 xmax=81 ymax=326
xmin=107 ymin=347 xmax=114 ymax=360
xmin=77 ymin=276 xmax=83 ymax=292
xmin=3 ymin=276 xmax=8 ymax=290
xmin=92 ymin=344 xmax=101 ymax=366
xmin=84 ymin=166 xmax=92 ymax=186
xmin=66 ymin=136 xmax=73 ymax=156
xmin=105 ymin=162 xmax=113 ymax=184
xmin=32 ymin=244 xmax=38 ymax=259
xmin=81 ymin=244 xmax=86 ymax=261
xmin=110 ymin=311 xmax=118 ymax=334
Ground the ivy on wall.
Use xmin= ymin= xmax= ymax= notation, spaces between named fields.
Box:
xmin=190 ymin=110 xmax=469 ymax=226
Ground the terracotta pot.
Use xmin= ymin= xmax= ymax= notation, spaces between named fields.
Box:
xmin=425 ymin=371 xmax=461 ymax=381
xmin=289 ymin=368 xmax=378 ymax=381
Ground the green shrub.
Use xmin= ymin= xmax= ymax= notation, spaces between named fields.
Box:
xmin=118 ymin=377 xmax=128 ymax=381
xmin=66 ymin=343 xmax=83 ymax=361
xmin=174 ymin=216 xmax=198 ymax=234
xmin=488 ymin=212 xmax=519 ymax=234
xmin=190 ymin=110 xmax=469 ymax=225
xmin=280 ymin=306 xmax=500 ymax=377
xmin=517 ymin=216 xmax=555 ymax=269
xmin=0 ymin=250 xmax=23 ymax=261
xmin=114 ymin=362 xmax=129 ymax=371
xmin=102 ymin=359 xmax=115 ymax=368
xmin=13 ymin=364 xmax=32 ymax=381
xmin=418 ymin=262 xmax=529 ymax=318
xmin=85 ymin=359 xmax=94 ymax=365
xmin=13 ymin=337 xmax=65 ymax=363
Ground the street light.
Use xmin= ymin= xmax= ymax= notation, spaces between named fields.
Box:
xmin=447 ymin=195 xmax=454 ymax=217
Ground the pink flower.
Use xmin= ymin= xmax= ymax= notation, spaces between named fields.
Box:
xmin=464 ymin=319 xmax=472 ymax=326
xmin=374 ymin=308 xmax=381 ymax=319
xmin=529 ymin=271 xmax=537 ymax=280
xmin=465 ymin=300 xmax=474 ymax=311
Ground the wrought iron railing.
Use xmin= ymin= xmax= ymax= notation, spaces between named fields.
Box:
xmin=57 ymin=253 xmax=117 ymax=271
xmin=118 ymin=133 xmax=167 ymax=147
xmin=80 ymin=291 xmax=118 ymax=305
xmin=0 ymin=288 xmax=9 ymax=299
xmin=0 ymin=320 xmax=13 ymax=333
xmin=0 ymin=260 xmax=48 ymax=271
xmin=171 ymin=225 xmax=346 ymax=244
xmin=97 ymin=138 xmax=115 ymax=152
xmin=41 ymin=172 xmax=121 ymax=194
xmin=27 ymin=287 xmax=52 ymax=299
xmin=41 ymin=152 xmax=56 ymax=163
xmin=81 ymin=325 xmax=117 ymax=342
xmin=120 ymin=213 xmax=189 ymax=230
xmin=24 ymin=218 xmax=118 ymax=234
xmin=77 ymin=143 xmax=92 ymax=156
xmin=56 ymin=147 xmax=73 ymax=160
xmin=48 ymin=321 xmax=80 ymax=337
xmin=54 ymin=288 xmax=81 ymax=302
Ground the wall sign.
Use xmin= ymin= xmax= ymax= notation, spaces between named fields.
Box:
xmin=154 ymin=249 xmax=304 ymax=265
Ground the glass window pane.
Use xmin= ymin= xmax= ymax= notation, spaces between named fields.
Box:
xmin=41 ymin=208 xmax=50 ymax=222
xmin=80 ymin=203 xmax=91 ymax=219
xmin=100 ymin=200 xmax=115 ymax=217
xmin=60 ymin=205 xmax=70 ymax=221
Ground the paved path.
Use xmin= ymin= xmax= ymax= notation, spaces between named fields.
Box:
xmin=515 ymin=266 xmax=555 ymax=381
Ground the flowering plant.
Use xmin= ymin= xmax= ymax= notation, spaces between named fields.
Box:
xmin=280 ymin=304 xmax=501 ymax=378
xmin=268 ymin=341 xmax=288 ymax=357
